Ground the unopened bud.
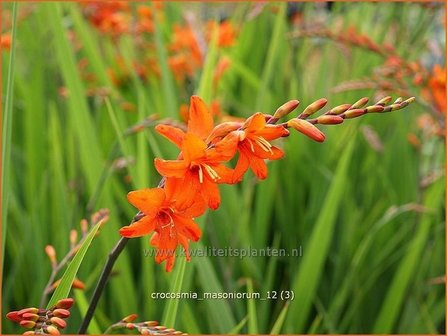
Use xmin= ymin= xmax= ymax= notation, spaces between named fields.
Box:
xmin=375 ymin=96 xmax=392 ymax=106
xmin=350 ymin=97 xmax=369 ymax=109
xmin=122 ymin=313 xmax=138 ymax=323
xmin=52 ymin=309 xmax=70 ymax=319
xmin=327 ymin=104 xmax=351 ymax=115
xmin=155 ymin=325 xmax=167 ymax=331
xmin=342 ymin=109 xmax=367 ymax=119
xmin=144 ymin=321 xmax=159 ymax=327
xmin=21 ymin=313 xmax=39 ymax=322
xmin=299 ymin=98 xmax=327 ymax=119
xmin=45 ymin=245 xmax=57 ymax=266
xmin=6 ymin=311 xmax=21 ymax=322
xmin=20 ymin=320 xmax=36 ymax=329
xmin=23 ymin=331 xmax=36 ymax=335
xmin=394 ymin=97 xmax=403 ymax=104
xmin=45 ymin=325 xmax=61 ymax=335
xmin=273 ymin=100 xmax=300 ymax=120
xmin=287 ymin=119 xmax=325 ymax=142
xmin=366 ymin=105 xmax=385 ymax=113
xmin=18 ymin=308 xmax=39 ymax=316
xmin=72 ymin=278 xmax=85 ymax=290
xmin=126 ymin=323 xmax=135 ymax=329
xmin=404 ymin=97 xmax=416 ymax=104
xmin=50 ymin=316 xmax=67 ymax=329
xmin=80 ymin=219 xmax=88 ymax=235
xmin=55 ymin=298 xmax=74 ymax=310
xmin=206 ymin=122 xmax=242 ymax=143
xmin=141 ymin=329 xmax=150 ymax=335
xmin=69 ymin=230 xmax=78 ymax=247
xmin=316 ymin=115 xmax=344 ymax=124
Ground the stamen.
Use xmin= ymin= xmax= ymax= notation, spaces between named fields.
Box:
xmin=247 ymin=138 xmax=255 ymax=152
xmin=255 ymin=136 xmax=273 ymax=153
xmin=202 ymin=164 xmax=220 ymax=181
xmin=198 ymin=165 xmax=204 ymax=183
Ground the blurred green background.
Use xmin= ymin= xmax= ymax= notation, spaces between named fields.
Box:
xmin=2 ymin=2 xmax=445 ymax=334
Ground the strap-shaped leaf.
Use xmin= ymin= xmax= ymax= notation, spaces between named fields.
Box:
xmin=46 ymin=220 xmax=103 ymax=309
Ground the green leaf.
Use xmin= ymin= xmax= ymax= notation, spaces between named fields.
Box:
xmin=270 ymin=301 xmax=290 ymax=334
xmin=46 ymin=220 xmax=103 ymax=309
xmin=162 ymin=256 xmax=186 ymax=327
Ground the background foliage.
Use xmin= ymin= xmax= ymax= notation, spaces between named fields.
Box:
xmin=2 ymin=2 xmax=445 ymax=334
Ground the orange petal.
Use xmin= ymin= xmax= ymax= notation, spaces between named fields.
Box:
xmin=177 ymin=235 xmax=191 ymax=261
xmin=207 ymin=131 xmax=239 ymax=162
xmin=127 ymin=188 xmax=166 ymax=215
xmin=155 ymin=124 xmax=185 ymax=148
xmin=188 ymin=96 xmax=214 ymax=139
xmin=173 ymin=214 xmax=202 ymax=241
xmin=119 ymin=215 xmax=156 ymax=238
xmin=182 ymin=194 xmax=207 ymax=217
xmin=200 ymin=177 xmax=221 ymax=210
xmin=248 ymin=156 xmax=268 ymax=179
xmin=257 ymin=125 xmax=289 ymax=140
xmin=244 ymin=112 xmax=266 ymax=133
xmin=211 ymin=164 xmax=235 ymax=184
xmin=154 ymin=158 xmax=188 ymax=178
xmin=165 ymin=173 xmax=201 ymax=210
xmin=232 ymin=151 xmax=250 ymax=183
xmin=182 ymin=133 xmax=207 ymax=162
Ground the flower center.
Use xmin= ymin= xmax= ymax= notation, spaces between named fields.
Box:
xmin=193 ymin=163 xmax=220 ymax=183
xmin=158 ymin=208 xmax=175 ymax=238
xmin=247 ymin=136 xmax=273 ymax=153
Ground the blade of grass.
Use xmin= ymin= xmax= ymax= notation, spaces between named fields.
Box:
xmin=1 ymin=2 xmax=18 ymax=266
xmin=46 ymin=220 xmax=103 ymax=308
xmin=74 ymin=290 xmax=102 ymax=334
xmin=246 ymin=278 xmax=259 ymax=334
xmin=270 ymin=301 xmax=289 ymax=334
xmin=162 ymin=256 xmax=186 ymax=327
xmin=285 ymin=139 xmax=355 ymax=332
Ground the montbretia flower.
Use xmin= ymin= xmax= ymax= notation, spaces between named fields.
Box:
xmin=231 ymin=113 xmax=289 ymax=182
xmin=119 ymin=185 xmax=207 ymax=272
xmin=155 ymin=96 xmax=238 ymax=209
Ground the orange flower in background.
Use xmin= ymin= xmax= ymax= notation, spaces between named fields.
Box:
xmin=428 ymin=64 xmax=446 ymax=113
xmin=120 ymin=185 xmax=207 ymax=272
xmin=232 ymin=113 xmax=289 ymax=182
xmin=207 ymin=20 xmax=237 ymax=47
xmin=81 ymin=1 xmax=130 ymax=36
xmin=1 ymin=33 xmax=12 ymax=50
xmin=154 ymin=96 xmax=238 ymax=209
xmin=169 ymin=24 xmax=202 ymax=66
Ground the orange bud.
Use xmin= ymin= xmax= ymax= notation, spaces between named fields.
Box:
xmin=6 ymin=311 xmax=21 ymax=322
xmin=366 ymin=105 xmax=385 ymax=113
xmin=21 ymin=313 xmax=39 ymax=322
xmin=155 ymin=325 xmax=167 ymax=331
xmin=50 ymin=316 xmax=67 ymax=329
xmin=206 ymin=122 xmax=242 ymax=143
xmin=122 ymin=313 xmax=138 ymax=323
xmin=46 ymin=325 xmax=61 ymax=335
xmin=126 ymin=323 xmax=135 ymax=329
xmin=351 ymin=97 xmax=369 ymax=109
xmin=288 ymin=119 xmax=325 ymax=142
xmin=45 ymin=245 xmax=57 ymax=266
xmin=316 ymin=115 xmax=344 ymax=124
xmin=141 ymin=329 xmax=150 ymax=335
xmin=72 ymin=278 xmax=85 ymax=290
xmin=69 ymin=230 xmax=78 ymax=247
xmin=342 ymin=109 xmax=367 ymax=119
xmin=55 ymin=298 xmax=74 ymax=310
xmin=327 ymin=104 xmax=351 ymax=115
xmin=273 ymin=100 xmax=300 ymax=120
xmin=20 ymin=320 xmax=36 ymax=329
xmin=375 ymin=96 xmax=392 ymax=106
xmin=23 ymin=331 xmax=36 ymax=335
xmin=80 ymin=219 xmax=88 ymax=235
xmin=52 ymin=309 xmax=70 ymax=319
xmin=299 ymin=98 xmax=327 ymax=119
xmin=144 ymin=321 xmax=159 ymax=327
xmin=18 ymin=308 xmax=38 ymax=316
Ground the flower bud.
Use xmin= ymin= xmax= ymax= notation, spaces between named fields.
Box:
xmin=52 ymin=309 xmax=70 ymax=319
xmin=45 ymin=245 xmax=57 ymax=266
xmin=126 ymin=323 xmax=135 ymax=329
xmin=394 ymin=97 xmax=403 ymax=104
xmin=72 ymin=278 xmax=86 ymax=290
xmin=55 ymin=298 xmax=74 ymax=310
xmin=122 ymin=313 xmax=138 ymax=323
xmin=273 ymin=100 xmax=300 ymax=120
xmin=350 ymin=97 xmax=369 ymax=109
xmin=20 ymin=320 xmax=36 ymax=329
xmin=50 ymin=316 xmax=67 ymax=329
xmin=69 ymin=230 xmax=78 ymax=247
xmin=21 ymin=313 xmax=39 ymax=322
xmin=316 ymin=115 xmax=344 ymax=124
xmin=45 ymin=325 xmax=61 ymax=335
xmin=18 ymin=308 xmax=39 ymax=316
xmin=80 ymin=219 xmax=88 ymax=235
xmin=342 ymin=109 xmax=367 ymax=119
xmin=327 ymin=104 xmax=351 ymax=115
xmin=299 ymin=98 xmax=327 ymax=119
xmin=375 ymin=96 xmax=392 ymax=106
xmin=144 ymin=321 xmax=159 ymax=327
xmin=6 ymin=311 xmax=21 ymax=322
xmin=366 ymin=105 xmax=385 ymax=113
xmin=288 ymin=119 xmax=325 ymax=142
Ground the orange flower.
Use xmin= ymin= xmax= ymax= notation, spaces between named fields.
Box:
xmin=232 ymin=113 xmax=289 ymax=182
xmin=154 ymin=96 xmax=238 ymax=209
xmin=207 ymin=20 xmax=237 ymax=47
xmin=428 ymin=64 xmax=446 ymax=113
xmin=1 ymin=33 xmax=12 ymax=50
xmin=120 ymin=185 xmax=207 ymax=272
